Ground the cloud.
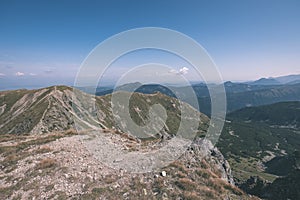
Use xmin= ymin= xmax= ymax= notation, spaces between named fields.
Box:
xmin=169 ymin=67 xmax=189 ymax=75
xmin=29 ymin=73 xmax=37 ymax=76
xmin=169 ymin=69 xmax=177 ymax=74
xmin=179 ymin=67 xmax=189 ymax=75
xmin=0 ymin=73 xmax=6 ymax=76
xmin=15 ymin=72 xmax=25 ymax=76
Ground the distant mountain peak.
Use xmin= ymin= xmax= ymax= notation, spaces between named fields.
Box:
xmin=250 ymin=78 xmax=281 ymax=86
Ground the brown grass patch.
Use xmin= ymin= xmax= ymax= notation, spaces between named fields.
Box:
xmin=36 ymin=158 xmax=57 ymax=169
xmin=169 ymin=161 xmax=187 ymax=173
xmin=182 ymin=191 xmax=200 ymax=200
xmin=35 ymin=146 xmax=52 ymax=154
xmin=103 ymin=174 xmax=118 ymax=184
xmin=176 ymin=171 xmax=187 ymax=178
xmin=175 ymin=178 xmax=197 ymax=191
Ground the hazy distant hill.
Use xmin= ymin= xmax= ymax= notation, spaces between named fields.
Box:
xmin=197 ymin=83 xmax=300 ymax=115
xmin=249 ymin=78 xmax=281 ymax=86
xmin=274 ymin=74 xmax=300 ymax=84
xmin=247 ymin=74 xmax=300 ymax=85
xmin=227 ymin=83 xmax=300 ymax=111
xmin=95 ymin=82 xmax=300 ymax=116
xmin=228 ymin=101 xmax=300 ymax=128
xmin=96 ymin=81 xmax=287 ymax=98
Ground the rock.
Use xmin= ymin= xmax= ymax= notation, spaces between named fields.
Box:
xmin=143 ymin=188 xmax=147 ymax=195
xmin=161 ymin=171 xmax=167 ymax=177
xmin=190 ymin=138 xmax=235 ymax=185
xmin=162 ymin=192 xmax=168 ymax=200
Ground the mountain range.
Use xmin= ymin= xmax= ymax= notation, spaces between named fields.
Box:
xmin=1 ymin=75 xmax=299 ymax=199
xmin=94 ymin=80 xmax=300 ymax=116
xmin=248 ymin=74 xmax=300 ymax=85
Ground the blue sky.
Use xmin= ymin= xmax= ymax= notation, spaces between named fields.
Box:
xmin=0 ymin=0 xmax=300 ymax=89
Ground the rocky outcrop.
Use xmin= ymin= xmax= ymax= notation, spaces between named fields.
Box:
xmin=188 ymin=138 xmax=234 ymax=185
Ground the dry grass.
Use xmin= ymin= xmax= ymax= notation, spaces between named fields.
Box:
xmin=0 ymin=134 xmax=29 ymax=143
xmin=102 ymin=174 xmax=118 ymax=184
xmin=198 ymin=186 xmax=217 ymax=199
xmin=36 ymin=158 xmax=57 ymax=169
xmin=35 ymin=146 xmax=52 ymax=154
xmin=220 ymin=180 xmax=244 ymax=195
xmin=175 ymin=178 xmax=198 ymax=191
xmin=0 ymin=132 xmax=66 ymax=172
xmin=64 ymin=129 xmax=79 ymax=135
xmin=206 ymin=178 xmax=224 ymax=193
xmin=176 ymin=171 xmax=187 ymax=178
xmin=200 ymin=159 xmax=210 ymax=169
xmin=195 ymin=168 xmax=218 ymax=179
xmin=169 ymin=161 xmax=188 ymax=173
xmin=182 ymin=191 xmax=202 ymax=200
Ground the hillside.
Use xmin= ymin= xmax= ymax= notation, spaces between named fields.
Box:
xmin=0 ymin=86 xmax=209 ymax=137
xmin=217 ymin=101 xmax=300 ymax=198
xmin=225 ymin=86 xmax=300 ymax=113
xmin=228 ymin=101 xmax=300 ymax=128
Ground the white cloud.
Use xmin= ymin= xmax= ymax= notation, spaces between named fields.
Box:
xmin=29 ymin=73 xmax=37 ymax=76
xmin=169 ymin=67 xmax=189 ymax=75
xmin=169 ymin=69 xmax=177 ymax=74
xmin=179 ymin=67 xmax=189 ymax=75
xmin=0 ymin=73 xmax=6 ymax=76
xmin=15 ymin=72 xmax=25 ymax=76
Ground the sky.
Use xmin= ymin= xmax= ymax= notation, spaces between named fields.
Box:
xmin=0 ymin=0 xmax=300 ymax=90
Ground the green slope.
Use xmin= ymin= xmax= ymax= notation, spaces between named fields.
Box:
xmin=217 ymin=101 xmax=300 ymax=183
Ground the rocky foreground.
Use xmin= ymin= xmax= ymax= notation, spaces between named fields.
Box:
xmin=0 ymin=130 xmax=257 ymax=200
